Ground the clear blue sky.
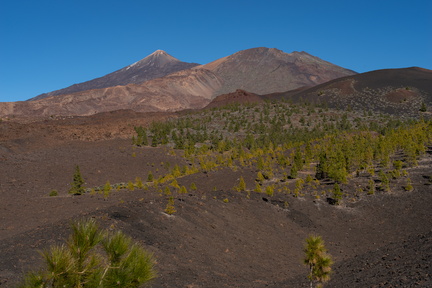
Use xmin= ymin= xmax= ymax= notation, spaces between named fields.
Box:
xmin=1 ymin=0 xmax=431 ymax=102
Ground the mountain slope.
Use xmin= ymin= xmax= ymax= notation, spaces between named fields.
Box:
xmin=1 ymin=69 xmax=222 ymax=117
xmin=269 ymin=67 xmax=432 ymax=116
xmin=197 ymin=47 xmax=356 ymax=95
xmin=1 ymin=47 xmax=358 ymax=118
xmin=30 ymin=50 xmax=199 ymax=101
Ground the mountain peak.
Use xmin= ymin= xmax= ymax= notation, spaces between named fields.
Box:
xmin=151 ymin=49 xmax=168 ymax=55
xmin=147 ymin=49 xmax=177 ymax=60
xmin=199 ymin=47 xmax=356 ymax=95
xmin=129 ymin=50 xmax=180 ymax=68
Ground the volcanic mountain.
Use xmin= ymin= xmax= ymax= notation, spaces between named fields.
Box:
xmin=266 ymin=67 xmax=432 ymax=116
xmin=196 ymin=47 xmax=356 ymax=95
xmin=30 ymin=50 xmax=200 ymax=101
xmin=1 ymin=47 xmax=356 ymax=118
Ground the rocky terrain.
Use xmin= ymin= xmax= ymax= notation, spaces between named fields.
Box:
xmin=0 ymin=96 xmax=431 ymax=287
xmin=0 ymin=48 xmax=431 ymax=288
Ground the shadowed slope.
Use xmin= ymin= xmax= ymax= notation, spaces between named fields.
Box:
xmin=269 ymin=67 xmax=432 ymax=116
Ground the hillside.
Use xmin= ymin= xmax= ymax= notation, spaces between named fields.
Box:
xmin=0 ymin=99 xmax=431 ymax=287
xmin=269 ymin=67 xmax=432 ymax=117
xmin=30 ymin=50 xmax=200 ymax=101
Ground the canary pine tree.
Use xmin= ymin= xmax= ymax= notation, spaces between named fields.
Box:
xmin=69 ymin=165 xmax=85 ymax=195
xmin=19 ymin=219 xmax=156 ymax=287
xmin=303 ymin=235 xmax=333 ymax=288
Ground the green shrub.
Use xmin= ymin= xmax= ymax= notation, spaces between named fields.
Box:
xmin=49 ymin=190 xmax=58 ymax=197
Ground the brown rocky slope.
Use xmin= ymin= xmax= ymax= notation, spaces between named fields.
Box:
xmin=197 ymin=47 xmax=356 ymax=96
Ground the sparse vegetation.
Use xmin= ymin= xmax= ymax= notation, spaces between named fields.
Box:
xmin=67 ymin=99 xmax=431 ymax=210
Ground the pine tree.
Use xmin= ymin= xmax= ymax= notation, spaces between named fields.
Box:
xmin=236 ymin=176 xmax=247 ymax=192
xmin=265 ymin=185 xmax=274 ymax=197
xmin=69 ymin=165 xmax=85 ymax=195
xmin=103 ymin=181 xmax=112 ymax=199
xmin=135 ymin=177 xmax=144 ymax=189
xmin=290 ymin=165 xmax=298 ymax=179
xmin=303 ymin=235 xmax=333 ymax=288
xmin=256 ymin=171 xmax=265 ymax=182
xmin=404 ymin=178 xmax=413 ymax=191
xmin=179 ymin=185 xmax=188 ymax=195
xmin=127 ymin=181 xmax=135 ymax=191
xmin=332 ymin=183 xmax=342 ymax=205
xmin=255 ymin=182 xmax=262 ymax=193
xmin=147 ymin=171 xmax=154 ymax=182
xmin=165 ymin=196 xmax=176 ymax=215
xmin=18 ymin=219 xmax=156 ymax=287
xmin=379 ymin=170 xmax=390 ymax=192
xmin=170 ymin=179 xmax=180 ymax=190
xmin=367 ymin=178 xmax=375 ymax=195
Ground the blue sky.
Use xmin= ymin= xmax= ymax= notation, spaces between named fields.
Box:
xmin=0 ymin=0 xmax=431 ymax=102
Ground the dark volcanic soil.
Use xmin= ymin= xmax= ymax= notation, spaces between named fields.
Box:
xmin=0 ymin=112 xmax=431 ymax=287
